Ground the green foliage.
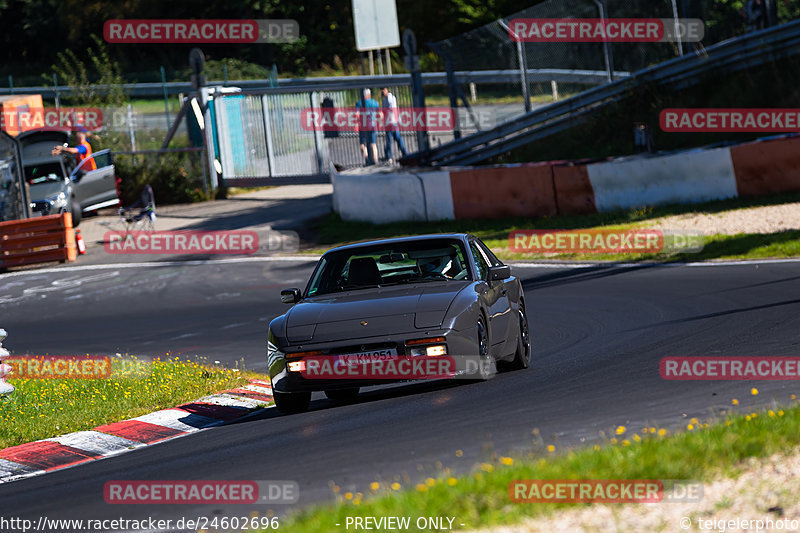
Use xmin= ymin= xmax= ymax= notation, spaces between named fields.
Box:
xmin=115 ymin=152 xmax=212 ymax=206
xmin=48 ymin=34 xmax=128 ymax=149
xmin=50 ymin=34 xmax=125 ymax=109
xmin=492 ymin=52 xmax=800 ymax=164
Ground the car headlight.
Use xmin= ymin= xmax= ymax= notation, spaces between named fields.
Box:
xmin=406 ymin=337 xmax=448 ymax=357
xmin=47 ymin=192 xmax=68 ymax=210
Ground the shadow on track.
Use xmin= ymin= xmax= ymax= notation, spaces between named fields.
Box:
xmin=519 ymin=263 xmax=656 ymax=290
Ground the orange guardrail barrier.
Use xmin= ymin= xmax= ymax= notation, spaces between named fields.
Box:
xmin=0 ymin=213 xmax=77 ymax=268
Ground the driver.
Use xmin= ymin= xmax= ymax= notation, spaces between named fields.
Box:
xmin=417 ymin=256 xmax=456 ymax=278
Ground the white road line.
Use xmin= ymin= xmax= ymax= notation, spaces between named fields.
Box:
xmin=3 ymin=255 xmax=799 ymax=281
xmin=0 ymin=255 xmax=320 ymax=279
xmin=508 ymin=258 xmax=800 ymax=269
xmin=169 ymin=333 xmax=198 ymax=340
xmin=221 ymin=322 xmax=248 ymax=329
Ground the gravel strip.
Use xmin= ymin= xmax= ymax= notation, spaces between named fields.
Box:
xmin=645 ymin=202 xmax=800 ymax=236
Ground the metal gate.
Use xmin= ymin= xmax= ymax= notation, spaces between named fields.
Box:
xmin=208 ymin=83 xmax=417 ymax=184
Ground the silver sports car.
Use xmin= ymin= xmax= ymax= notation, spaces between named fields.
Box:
xmin=267 ymin=233 xmax=530 ymax=414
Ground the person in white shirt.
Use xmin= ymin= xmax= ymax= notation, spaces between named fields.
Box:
xmin=381 ymin=87 xmax=408 ymax=164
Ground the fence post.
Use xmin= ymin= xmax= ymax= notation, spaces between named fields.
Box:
xmin=0 ymin=329 xmax=14 ymax=397
xmin=53 ymin=73 xmax=61 ymax=110
xmin=160 ymin=66 xmax=171 ymax=129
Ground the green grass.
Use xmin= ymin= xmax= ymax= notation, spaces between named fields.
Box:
xmin=423 ymin=92 xmax=576 ymax=107
xmin=127 ymin=98 xmax=183 ymax=115
xmin=0 ymin=357 xmax=266 ymax=449
xmin=279 ymin=396 xmax=800 ymax=532
xmin=309 ymin=192 xmax=800 ymax=262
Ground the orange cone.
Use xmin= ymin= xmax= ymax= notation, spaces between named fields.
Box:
xmin=75 ymin=229 xmax=86 ymax=255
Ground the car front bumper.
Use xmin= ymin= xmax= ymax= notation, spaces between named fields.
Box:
xmin=268 ymin=326 xmax=479 ymax=393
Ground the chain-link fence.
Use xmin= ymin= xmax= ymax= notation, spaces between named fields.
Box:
xmin=429 ymin=0 xmax=785 ymax=124
xmin=210 ymin=84 xmax=423 ymax=179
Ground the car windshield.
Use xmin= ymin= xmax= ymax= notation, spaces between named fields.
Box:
xmin=307 ymin=239 xmax=471 ymax=296
xmin=25 ymin=163 xmax=63 ymax=185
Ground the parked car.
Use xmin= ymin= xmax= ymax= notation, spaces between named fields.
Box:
xmin=267 ymin=233 xmax=531 ymax=414
xmin=20 ymin=130 xmax=118 ymax=226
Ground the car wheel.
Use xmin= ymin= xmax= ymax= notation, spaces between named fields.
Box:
xmin=70 ymin=198 xmax=82 ymax=227
xmin=273 ymin=390 xmax=311 ymax=414
xmin=503 ymin=308 xmax=531 ymax=371
xmin=465 ymin=316 xmax=494 ymax=381
xmin=324 ymin=387 xmax=360 ymax=402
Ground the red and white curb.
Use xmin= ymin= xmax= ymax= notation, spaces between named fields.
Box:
xmin=0 ymin=378 xmax=273 ymax=484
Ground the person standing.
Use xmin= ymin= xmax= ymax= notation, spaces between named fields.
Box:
xmin=745 ymin=0 xmax=767 ymax=32
xmin=381 ymin=87 xmax=407 ymax=164
xmin=355 ymin=89 xmax=379 ymax=166
xmin=51 ymin=125 xmax=96 ymax=176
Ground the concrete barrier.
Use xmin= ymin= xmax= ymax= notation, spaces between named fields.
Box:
xmin=332 ymin=134 xmax=800 ymax=224
xmin=553 ymin=165 xmax=597 ymax=215
xmin=332 ymin=170 xmax=426 ymax=223
xmin=586 ymin=147 xmax=739 ymax=212
xmin=332 ymin=168 xmax=455 ymax=223
xmin=0 ymin=329 xmax=14 ymax=397
xmin=731 ymin=136 xmax=800 ymax=197
xmin=449 ymin=164 xmax=557 ymax=219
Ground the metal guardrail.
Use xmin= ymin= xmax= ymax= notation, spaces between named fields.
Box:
xmin=0 ymin=329 xmax=13 ymax=397
xmin=0 ymin=69 xmax=629 ymax=98
xmin=414 ymin=19 xmax=800 ymax=167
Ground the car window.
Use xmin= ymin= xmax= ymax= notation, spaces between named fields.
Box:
xmin=470 ymin=242 xmax=489 ymax=280
xmin=476 ymin=239 xmax=502 ymax=267
xmin=25 ymin=163 xmax=63 ymax=184
xmin=307 ymin=239 xmax=471 ymax=296
xmin=91 ymin=151 xmax=112 ymax=169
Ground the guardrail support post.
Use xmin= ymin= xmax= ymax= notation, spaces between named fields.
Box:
xmin=0 ymin=329 xmax=14 ymax=397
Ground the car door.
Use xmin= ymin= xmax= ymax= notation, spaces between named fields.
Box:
xmin=71 ymin=149 xmax=118 ymax=211
xmin=469 ymin=240 xmax=513 ymax=353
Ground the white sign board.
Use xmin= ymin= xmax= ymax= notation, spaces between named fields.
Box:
xmin=352 ymin=0 xmax=400 ymax=51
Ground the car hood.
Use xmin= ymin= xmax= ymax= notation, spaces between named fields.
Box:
xmin=29 ymin=182 xmax=66 ymax=202
xmin=285 ymin=282 xmax=467 ymax=343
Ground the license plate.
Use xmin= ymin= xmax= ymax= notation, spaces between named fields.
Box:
xmin=335 ymin=348 xmax=398 ymax=367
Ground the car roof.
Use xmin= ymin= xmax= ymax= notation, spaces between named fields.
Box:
xmin=324 ymin=233 xmax=474 ymax=254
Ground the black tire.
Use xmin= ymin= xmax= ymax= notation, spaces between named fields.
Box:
xmin=324 ymin=387 xmax=360 ymax=402
xmin=465 ymin=316 xmax=494 ymax=382
xmin=273 ymin=390 xmax=311 ymax=414
xmin=504 ymin=308 xmax=531 ymax=371
xmin=70 ymin=198 xmax=82 ymax=227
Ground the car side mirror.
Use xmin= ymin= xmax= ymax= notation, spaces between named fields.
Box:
xmin=488 ymin=265 xmax=511 ymax=281
xmin=280 ymin=288 xmax=302 ymax=304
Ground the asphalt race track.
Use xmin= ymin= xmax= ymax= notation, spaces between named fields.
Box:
xmin=1 ymin=258 xmax=800 ymax=528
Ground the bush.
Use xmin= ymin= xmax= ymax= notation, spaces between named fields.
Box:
xmin=114 ymin=152 xmax=212 ymax=206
